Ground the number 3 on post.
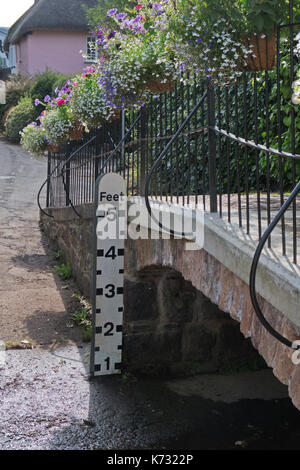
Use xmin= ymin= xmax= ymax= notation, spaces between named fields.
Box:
xmin=91 ymin=173 xmax=127 ymax=376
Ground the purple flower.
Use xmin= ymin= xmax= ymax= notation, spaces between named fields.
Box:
xmin=116 ymin=12 xmax=127 ymax=20
xmin=34 ymin=99 xmax=40 ymax=106
xmin=107 ymin=8 xmax=118 ymax=16
xmin=121 ymin=19 xmax=131 ymax=28
xmin=107 ymin=30 xmax=116 ymax=40
xmin=44 ymin=95 xmax=51 ymax=103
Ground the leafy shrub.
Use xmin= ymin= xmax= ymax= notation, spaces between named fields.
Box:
xmin=30 ymin=68 xmax=65 ymax=103
xmin=51 ymin=75 xmax=72 ymax=96
xmin=5 ymin=95 xmax=37 ymax=143
xmin=0 ymin=74 xmax=33 ymax=131
xmin=30 ymin=68 xmax=68 ymax=118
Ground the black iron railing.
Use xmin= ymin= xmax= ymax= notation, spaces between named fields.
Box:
xmin=41 ymin=3 xmax=299 ymax=261
xmin=38 ymin=0 xmax=300 ymax=350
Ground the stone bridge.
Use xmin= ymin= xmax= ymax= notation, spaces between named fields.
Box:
xmin=41 ymin=198 xmax=300 ymax=411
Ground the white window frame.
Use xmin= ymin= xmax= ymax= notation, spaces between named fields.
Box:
xmin=86 ymin=36 xmax=98 ymax=63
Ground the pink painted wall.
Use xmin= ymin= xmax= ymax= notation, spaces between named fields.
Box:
xmin=16 ymin=30 xmax=91 ymax=76
xmin=17 ymin=37 xmax=30 ymax=75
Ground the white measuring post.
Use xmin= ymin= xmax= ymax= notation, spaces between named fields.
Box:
xmin=90 ymin=173 xmax=127 ymax=376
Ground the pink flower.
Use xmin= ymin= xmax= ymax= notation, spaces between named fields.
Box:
xmin=135 ymin=4 xmax=143 ymax=9
xmin=57 ymin=98 xmax=66 ymax=106
xmin=82 ymin=67 xmax=96 ymax=77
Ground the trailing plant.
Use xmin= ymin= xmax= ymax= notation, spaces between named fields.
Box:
xmin=40 ymin=107 xmax=74 ymax=145
xmin=20 ymin=122 xmax=47 ymax=154
xmin=5 ymin=95 xmax=37 ymax=143
xmin=36 ymin=84 xmax=77 ymax=145
xmin=167 ymin=1 xmax=254 ymax=84
xmin=70 ymin=67 xmax=116 ymax=128
xmin=94 ymin=2 xmax=179 ymax=101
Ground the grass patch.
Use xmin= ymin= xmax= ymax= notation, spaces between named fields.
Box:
xmin=72 ymin=293 xmax=92 ymax=342
xmin=54 ymin=260 xmax=72 ymax=280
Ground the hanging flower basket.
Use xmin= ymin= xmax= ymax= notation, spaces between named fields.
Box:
xmin=69 ymin=121 xmax=83 ymax=141
xmin=47 ymin=144 xmax=60 ymax=153
xmin=242 ymin=32 xmax=276 ymax=72
xmin=147 ymin=79 xmax=175 ymax=94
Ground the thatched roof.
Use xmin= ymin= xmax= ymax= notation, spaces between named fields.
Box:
xmin=6 ymin=0 xmax=99 ymax=47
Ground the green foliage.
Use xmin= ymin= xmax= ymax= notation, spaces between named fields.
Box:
xmin=256 ymin=42 xmax=300 ymax=186
xmin=72 ymin=306 xmax=91 ymax=326
xmin=71 ymin=293 xmax=92 ymax=342
xmin=242 ymin=0 xmax=300 ymax=34
xmin=84 ymin=0 xmax=135 ymax=28
xmin=30 ymin=68 xmax=65 ymax=102
xmin=55 ymin=250 xmax=63 ymax=261
xmin=173 ymin=0 xmax=300 ymax=36
xmin=0 ymin=70 xmax=69 ymax=133
xmin=41 ymin=106 xmax=74 ymax=145
xmin=30 ymin=68 xmax=66 ymax=116
xmin=0 ymin=74 xmax=33 ymax=130
xmin=20 ymin=122 xmax=47 ymax=154
xmin=54 ymin=260 xmax=72 ymax=280
xmin=5 ymin=95 xmax=36 ymax=143
xmin=51 ymin=75 xmax=72 ymax=96
xmin=82 ymin=325 xmax=92 ymax=342
xmin=242 ymin=0 xmax=288 ymax=35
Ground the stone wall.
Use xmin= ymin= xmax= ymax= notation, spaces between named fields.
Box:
xmin=40 ymin=205 xmax=300 ymax=410
xmin=41 ymin=205 xmax=94 ymax=298
xmin=40 ymin=206 xmax=260 ymax=376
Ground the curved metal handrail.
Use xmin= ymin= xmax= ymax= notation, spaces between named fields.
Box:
xmin=38 ymin=113 xmax=141 ymax=218
xmin=143 ymin=87 xmax=300 ymax=350
xmin=144 ymin=91 xmax=207 ymax=238
xmin=37 ymin=135 xmax=97 ymax=218
xmin=250 ymin=180 xmax=300 ymax=350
